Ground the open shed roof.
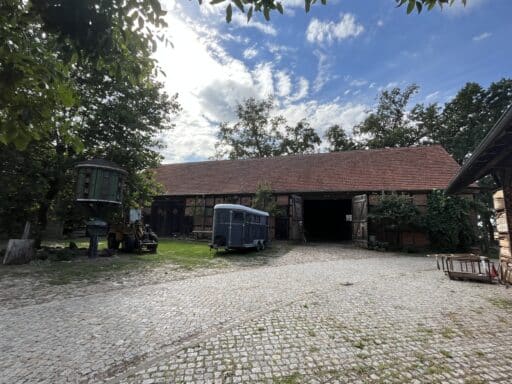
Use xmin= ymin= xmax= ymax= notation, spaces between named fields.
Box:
xmin=447 ymin=104 xmax=512 ymax=194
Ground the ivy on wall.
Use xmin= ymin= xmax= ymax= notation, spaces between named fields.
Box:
xmin=424 ymin=190 xmax=477 ymax=252
xmin=370 ymin=190 xmax=477 ymax=252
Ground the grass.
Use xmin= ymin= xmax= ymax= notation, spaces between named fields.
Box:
xmin=273 ymin=372 xmax=303 ymax=384
xmin=464 ymin=377 xmax=488 ymax=384
xmin=0 ymin=238 xmax=292 ymax=286
xmin=352 ymin=340 xmax=365 ymax=349
xmin=1 ymin=238 xmax=288 ymax=286
xmin=440 ymin=326 xmax=456 ymax=339
xmin=439 ymin=349 xmax=453 ymax=358
xmin=489 ymin=297 xmax=512 ymax=310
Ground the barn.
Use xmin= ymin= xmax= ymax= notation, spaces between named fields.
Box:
xmin=151 ymin=145 xmax=463 ymax=248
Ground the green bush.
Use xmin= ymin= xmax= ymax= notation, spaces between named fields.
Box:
xmin=424 ymin=190 xmax=476 ymax=252
xmin=369 ymin=193 xmax=422 ymax=230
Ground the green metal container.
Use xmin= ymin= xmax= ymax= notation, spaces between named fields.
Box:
xmin=75 ymin=159 xmax=127 ymax=204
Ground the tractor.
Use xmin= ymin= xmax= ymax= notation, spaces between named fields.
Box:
xmin=107 ymin=220 xmax=158 ymax=253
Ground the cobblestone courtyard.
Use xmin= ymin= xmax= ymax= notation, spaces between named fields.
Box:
xmin=1 ymin=244 xmax=511 ymax=383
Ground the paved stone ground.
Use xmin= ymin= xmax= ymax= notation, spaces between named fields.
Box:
xmin=0 ymin=242 xmax=379 ymax=309
xmin=1 ymin=244 xmax=511 ymax=384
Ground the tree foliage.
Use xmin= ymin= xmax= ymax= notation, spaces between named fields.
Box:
xmin=0 ymin=0 xmax=169 ymax=150
xmin=354 ymin=85 xmax=424 ymax=149
xmin=324 ymin=124 xmax=357 ymax=152
xmin=0 ymin=1 xmax=180 ymax=238
xmin=215 ymin=97 xmax=285 ymax=159
xmin=215 ymin=97 xmax=320 ymax=159
xmin=355 ymin=80 xmax=512 ymax=164
xmin=207 ymin=0 xmax=464 ymax=24
xmin=436 ymin=80 xmax=512 ymax=164
xmin=396 ymin=0 xmax=466 ymax=14
xmin=424 ymin=190 xmax=476 ymax=252
xmin=281 ymin=119 xmax=320 ymax=155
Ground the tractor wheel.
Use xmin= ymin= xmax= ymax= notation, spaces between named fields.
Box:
xmin=107 ymin=234 xmax=120 ymax=250
xmin=122 ymin=236 xmax=135 ymax=253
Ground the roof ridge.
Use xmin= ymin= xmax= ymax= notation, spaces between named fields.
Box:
xmin=159 ymin=145 xmax=445 ymax=167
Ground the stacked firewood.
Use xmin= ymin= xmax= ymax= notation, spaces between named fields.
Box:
xmin=494 ymin=189 xmax=512 ymax=283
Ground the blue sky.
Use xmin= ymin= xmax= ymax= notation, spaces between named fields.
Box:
xmin=155 ymin=0 xmax=512 ymax=163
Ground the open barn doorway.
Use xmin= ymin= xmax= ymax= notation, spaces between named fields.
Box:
xmin=303 ymin=199 xmax=352 ymax=242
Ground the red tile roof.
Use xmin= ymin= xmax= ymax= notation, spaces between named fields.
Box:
xmin=154 ymin=145 xmax=460 ymax=196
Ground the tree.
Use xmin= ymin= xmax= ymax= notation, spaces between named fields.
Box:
xmin=409 ymin=103 xmax=441 ymax=145
xmin=215 ymin=97 xmax=285 ymax=159
xmin=354 ymin=85 xmax=423 ymax=149
xmin=1 ymin=0 xmax=465 ymax=149
xmin=436 ymin=79 xmax=512 ymax=249
xmin=424 ymin=190 xmax=476 ymax=252
xmin=437 ymin=83 xmax=487 ymax=164
xmin=437 ymin=80 xmax=512 ymax=165
xmin=281 ymin=119 xmax=321 ymax=155
xmin=324 ymin=124 xmax=357 ymax=152
xmin=0 ymin=47 xmax=180 ymax=238
xmin=0 ymin=3 xmax=75 ymax=150
xmin=0 ymin=0 xmax=169 ymax=150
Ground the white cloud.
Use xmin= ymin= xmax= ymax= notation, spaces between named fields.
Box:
xmin=425 ymin=91 xmax=440 ymax=101
xmin=153 ymin=3 xmax=365 ymax=163
xmin=350 ymin=79 xmax=368 ymax=87
xmin=377 ymin=82 xmax=399 ymax=92
xmin=253 ymin=62 xmax=275 ymax=96
xmin=289 ymin=77 xmax=309 ymax=102
xmin=275 ymin=71 xmax=292 ymax=97
xmin=312 ymin=50 xmax=333 ymax=93
xmin=243 ymin=46 xmax=258 ymax=59
xmin=473 ymin=32 xmax=492 ymax=42
xmin=153 ymin=11 xmax=268 ymax=162
xmin=231 ymin=13 xmax=277 ymax=36
xmin=266 ymin=43 xmax=298 ymax=63
xmin=377 ymin=20 xmax=384 ymax=27
xmin=306 ymin=13 xmax=364 ymax=45
xmin=280 ymin=101 xmax=368 ymax=141
xmin=443 ymin=0 xmax=488 ymax=15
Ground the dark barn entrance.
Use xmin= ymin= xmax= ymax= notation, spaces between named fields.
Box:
xmin=303 ymin=199 xmax=352 ymax=241
xmin=151 ymin=198 xmax=186 ymax=236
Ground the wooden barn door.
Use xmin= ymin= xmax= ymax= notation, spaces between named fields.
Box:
xmin=352 ymin=194 xmax=368 ymax=248
xmin=289 ymin=195 xmax=304 ymax=241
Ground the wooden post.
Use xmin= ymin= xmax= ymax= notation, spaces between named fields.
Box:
xmin=494 ymin=187 xmax=512 ymax=284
